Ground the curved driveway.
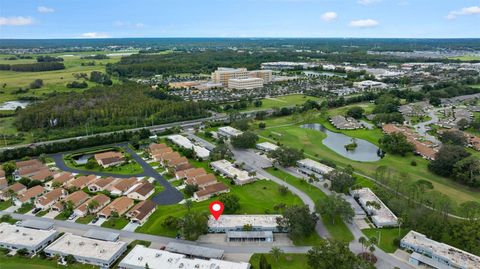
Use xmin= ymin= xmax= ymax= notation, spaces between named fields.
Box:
xmin=50 ymin=143 xmax=183 ymax=205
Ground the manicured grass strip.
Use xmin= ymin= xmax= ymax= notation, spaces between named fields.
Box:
xmin=0 ymin=249 xmax=97 ymax=269
xmin=265 ymin=167 xmax=354 ymax=242
xmin=15 ymin=203 xmax=34 ymax=214
xmin=0 ymin=200 xmax=12 ymax=210
xmin=362 ymin=227 xmax=409 ymax=253
xmin=35 ymin=210 xmax=49 ymax=217
xmin=249 ymin=253 xmax=309 ymax=269
xmin=76 ymin=214 xmax=95 ymax=224
xmin=101 ymin=216 xmax=129 ymax=230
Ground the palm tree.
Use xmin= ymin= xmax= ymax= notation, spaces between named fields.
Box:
xmin=184 ymin=200 xmax=193 ymax=212
xmin=269 ymin=247 xmax=284 ymax=262
xmin=397 ymin=217 xmax=404 ymax=238
xmin=87 ymin=200 xmax=100 ymax=214
xmin=368 ymin=244 xmax=376 ymax=262
xmin=7 ymin=189 xmax=16 ymax=206
xmin=358 ymin=236 xmax=367 ymax=253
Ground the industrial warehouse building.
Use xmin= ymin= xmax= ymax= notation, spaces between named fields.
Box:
xmin=44 ymin=232 xmax=127 ymax=268
xmin=0 ymin=222 xmax=58 ymax=255
xmin=119 ymin=245 xmax=251 ymax=269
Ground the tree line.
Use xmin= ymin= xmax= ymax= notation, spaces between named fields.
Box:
xmin=1 ymin=62 xmax=66 ymax=72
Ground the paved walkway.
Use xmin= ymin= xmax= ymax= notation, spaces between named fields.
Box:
xmin=50 ymin=143 xmax=183 ymax=205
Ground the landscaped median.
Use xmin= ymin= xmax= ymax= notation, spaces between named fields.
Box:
xmin=265 ymin=167 xmax=354 ymax=243
xmin=63 ymin=146 xmax=144 ymax=175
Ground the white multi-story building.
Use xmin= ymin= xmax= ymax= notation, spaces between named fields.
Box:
xmin=351 ymin=188 xmax=398 ymax=228
xmin=228 ymin=77 xmax=264 ymax=89
xmin=296 ymin=158 xmax=334 ymax=178
xmin=218 ymin=126 xmax=243 ymax=138
xmin=248 ymin=70 xmax=273 ymax=83
xmin=119 ymin=245 xmax=251 ymax=269
xmin=211 ymin=67 xmax=249 ymax=87
xmin=210 ymin=159 xmax=256 ymax=185
xmin=401 ymin=230 xmax=480 ymax=269
xmin=44 ymin=233 xmax=127 ymax=268
xmin=0 ymin=222 xmax=58 ymax=255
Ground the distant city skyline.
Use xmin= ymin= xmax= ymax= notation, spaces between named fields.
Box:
xmin=0 ymin=0 xmax=479 ymax=39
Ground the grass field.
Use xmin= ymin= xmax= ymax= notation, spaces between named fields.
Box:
xmin=15 ymin=203 xmax=34 ymax=214
xmin=0 ymin=250 xmax=97 ymax=269
xmin=223 ymin=94 xmax=324 ymax=112
xmin=0 ymin=200 xmax=12 ymax=210
xmin=137 ymin=176 xmax=323 ymax=245
xmin=265 ymin=167 xmax=354 ymax=242
xmin=76 ymin=214 xmax=95 ymax=224
xmin=362 ymin=227 xmax=409 ymax=253
xmin=101 ymin=216 xmax=130 ymax=229
xmin=249 ymin=253 xmax=310 ymax=269
xmin=255 ymin=113 xmax=480 ymax=207
xmin=449 ymin=55 xmax=480 ymax=61
xmin=0 ymin=52 xmax=124 ymax=103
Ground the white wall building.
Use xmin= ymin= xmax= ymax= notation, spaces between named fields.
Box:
xmin=167 ymin=134 xmax=210 ymax=160
xmin=296 ymin=158 xmax=334 ymax=179
xmin=351 ymin=188 xmax=398 ymax=228
xmin=218 ymin=126 xmax=243 ymax=138
xmin=353 ymin=80 xmax=388 ymax=90
xmin=228 ymin=77 xmax=264 ymax=90
xmin=400 ymin=230 xmax=480 ymax=269
xmin=208 ymin=215 xmax=282 ymax=233
xmin=44 ymin=233 xmax=127 ymax=268
xmin=119 ymin=245 xmax=250 ymax=269
xmin=0 ymin=222 xmax=58 ymax=255
xmin=210 ymin=159 xmax=256 ymax=185
xmin=256 ymin=142 xmax=279 ymax=152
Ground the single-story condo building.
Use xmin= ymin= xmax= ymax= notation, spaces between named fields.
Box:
xmin=0 ymin=222 xmax=59 ymax=255
xmin=208 ymin=215 xmax=282 ymax=233
xmin=44 ymin=232 xmax=127 ymax=268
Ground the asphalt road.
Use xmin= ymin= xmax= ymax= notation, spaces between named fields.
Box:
xmin=51 ymin=143 xmax=183 ymax=205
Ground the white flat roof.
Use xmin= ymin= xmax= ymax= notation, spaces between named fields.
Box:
xmin=0 ymin=222 xmax=57 ymax=248
xmin=44 ymin=233 xmax=127 ymax=262
xmin=208 ymin=215 xmax=281 ymax=229
xmin=297 ymin=158 xmax=334 ymax=174
xmin=119 ymin=245 xmax=250 ymax=269
xmin=218 ymin=127 xmax=243 ymax=136
xmin=167 ymin=134 xmax=210 ymax=158
xmin=353 ymin=188 xmax=398 ymax=226
xmin=402 ymin=230 xmax=480 ymax=268
xmin=256 ymin=142 xmax=279 ymax=151
xmin=210 ymin=160 xmax=253 ymax=182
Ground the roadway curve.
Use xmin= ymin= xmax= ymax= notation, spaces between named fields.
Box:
xmin=50 ymin=143 xmax=183 ymax=205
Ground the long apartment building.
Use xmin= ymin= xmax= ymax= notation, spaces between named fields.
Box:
xmin=351 ymin=187 xmax=398 ymax=228
xmin=211 ymin=67 xmax=272 ymax=89
xmin=400 ymin=230 xmax=480 ymax=269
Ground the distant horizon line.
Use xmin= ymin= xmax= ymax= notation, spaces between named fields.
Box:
xmin=1 ymin=37 xmax=480 ymax=40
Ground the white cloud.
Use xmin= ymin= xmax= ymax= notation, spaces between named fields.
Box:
xmin=446 ymin=6 xmax=480 ymax=20
xmin=358 ymin=0 xmax=381 ymax=6
xmin=113 ymin=21 xmax=145 ymax=28
xmin=0 ymin=16 xmax=34 ymax=26
xmin=37 ymin=6 xmax=55 ymax=13
xmin=349 ymin=19 xmax=379 ymax=28
xmin=321 ymin=12 xmax=338 ymax=22
xmin=79 ymin=32 xmax=111 ymax=38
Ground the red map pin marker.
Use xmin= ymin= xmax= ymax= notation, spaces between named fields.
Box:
xmin=209 ymin=200 xmax=224 ymax=220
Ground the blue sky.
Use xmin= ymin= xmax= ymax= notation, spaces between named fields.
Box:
xmin=0 ymin=0 xmax=479 ymax=39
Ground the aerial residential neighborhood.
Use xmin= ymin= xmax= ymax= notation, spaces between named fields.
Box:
xmin=1 ymin=1 xmax=480 ymax=269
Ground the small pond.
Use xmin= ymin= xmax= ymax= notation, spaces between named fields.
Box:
xmin=72 ymin=153 xmax=94 ymax=165
xmin=301 ymin=123 xmax=381 ymax=162
xmin=0 ymin=100 xmax=32 ymax=110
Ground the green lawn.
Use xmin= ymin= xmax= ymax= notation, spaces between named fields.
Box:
xmin=249 ymin=253 xmax=310 ymax=269
xmin=76 ymin=214 xmax=95 ymax=224
xmin=255 ymin=113 xmax=480 ymax=206
xmin=0 ymin=250 xmax=98 ymax=269
xmin=223 ymin=94 xmax=324 ymax=112
xmin=15 ymin=203 xmax=34 ymax=214
xmin=101 ymin=216 xmax=130 ymax=229
xmin=54 ymin=211 xmax=72 ymax=220
xmin=0 ymin=52 xmax=123 ymax=103
xmin=0 ymin=200 xmax=13 ymax=210
xmin=265 ymin=167 xmax=354 ymax=243
xmin=137 ymin=179 xmax=314 ymax=244
xmin=35 ymin=210 xmax=49 ymax=217
xmin=362 ymin=228 xmax=409 ymax=253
